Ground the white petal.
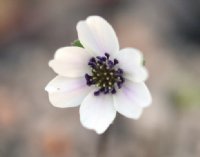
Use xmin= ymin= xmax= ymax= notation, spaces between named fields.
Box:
xmin=113 ymin=80 xmax=152 ymax=119
xmin=76 ymin=16 xmax=119 ymax=56
xmin=80 ymin=90 xmax=116 ymax=134
xmin=45 ymin=76 xmax=91 ymax=108
xmin=125 ymin=66 xmax=148 ymax=82
xmin=114 ymin=48 xmax=148 ymax=82
xmin=115 ymin=48 xmax=143 ymax=65
xmin=49 ymin=46 xmax=91 ymax=77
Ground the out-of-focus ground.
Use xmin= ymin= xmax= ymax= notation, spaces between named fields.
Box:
xmin=0 ymin=0 xmax=200 ymax=157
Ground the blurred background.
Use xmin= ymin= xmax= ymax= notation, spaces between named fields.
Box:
xmin=0 ymin=0 xmax=200 ymax=157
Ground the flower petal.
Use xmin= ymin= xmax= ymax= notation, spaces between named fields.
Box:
xmin=76 ymin=16 xmax=119 ymax=56
xmin=113 ymin=80 xmax=152 ymax=119
xmin=45 ymin=76 xmax=91 ymax=108
xmin=114 ymin=48 xmax=148 ymax=82
xmin=49 ymin=47 xmax=91 ymax=77
xmin=80 ymin=90 xmax=116 ymax=134
xmin=115 ymin=48 xmax=143 ymax=65
xmin=124 ymin=66 xmax=148 ymax=82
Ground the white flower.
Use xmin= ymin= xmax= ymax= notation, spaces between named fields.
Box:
xmin=45 ymin=16 xmax=152 ymax=134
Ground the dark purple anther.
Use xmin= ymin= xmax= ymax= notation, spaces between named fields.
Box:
xmin=117 ymin=82 xmax=122 ymax=89
xmin=94 ymin=90 xmax=100 ymax=96
xmin=85 ymin=74 xmax=91 ymax=80
xmin=99 ymin=88 xmax=104 ymax=92
xmin=97 ymin=56 xmax=106 ymax=62
xmin=96 ymin=56 xmax=102 ymax=60
xmin=86 ymin=82 xmax=91 ymax=86
xmin=85 ymin=74 xmax=93 ymax=86
xmin=104 ymin=87 xmax=109 ymax=94
xmin=114 ymin=59 xmax=119 ymax=65
xmin=104 ymin=53 xmax=110 ymax=59
xmin=108 ymin=60 xmax=114 ymax=68
xmin=88 ymin=61 xmax=96 ymax=68
xmin=97 ymin=61 xmax=103 ymax=65
xmin=120 ymin=77 xmax=125 ymax=83
xmin=111 ymin=88 xmax=116 ymax=94
xmin=117 ymin=68 xmax=123 ymax=74
xmin=89 ymin=57 xmax=96 ymax=63
xmin=101 ymin=57 xmax=106 ymax=61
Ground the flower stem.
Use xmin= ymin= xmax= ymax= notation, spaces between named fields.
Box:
xmin=96 ymin=125 xmax=113 ymax=157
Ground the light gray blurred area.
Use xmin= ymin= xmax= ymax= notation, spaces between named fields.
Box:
xmin=0 ymin=0 xmax=200 ymax=157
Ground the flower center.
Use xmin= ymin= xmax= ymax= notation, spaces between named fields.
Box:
xmin=85 ymin=53 xmax=125 ymax=96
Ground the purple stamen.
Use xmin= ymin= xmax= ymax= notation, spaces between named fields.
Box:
xmin=120 ymin=77 xmax=125 ymax=83
xmin=104 ymin=53 xmax=110 ymax=59
xmin=108 ymin=60 xmax=114 ymax=68
xmin=114 ymin=59 xmax=119 ymax=65
xmin=88 ymin=61 xmax=96 ymax=67
xmin=85 ymin=53 xmax=125 ymax=96
xmin=86 ymin=81 xmax=92 ymax=86
xmin=85 ymin=74 xmax=91 ymax=80
xmin=94 ymin=90 xmax=100 ymax=96
xmin=111 ymin=88 xmax=116 ymax=94
xmin=97 ymin=56 xmax=107 ymax=62
xmin=89 ymin=57 xmax=96 ymax=63
xmin=99 ymin=88 xmax=104 ymax=92
xmin=97 ymin=60 xmax=103 ymax=65
xmin=115 ymin=68 xmax=123 ymax=75
xmin=104 ymin=88 xmax=109 ymax=94
xmin=96 ymin=56 xmax=102 ymax=60
xmin=101 ymin=57 xmax=106 ymax=61
xmin=117 ymin=82 xmax=122 ymax=89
